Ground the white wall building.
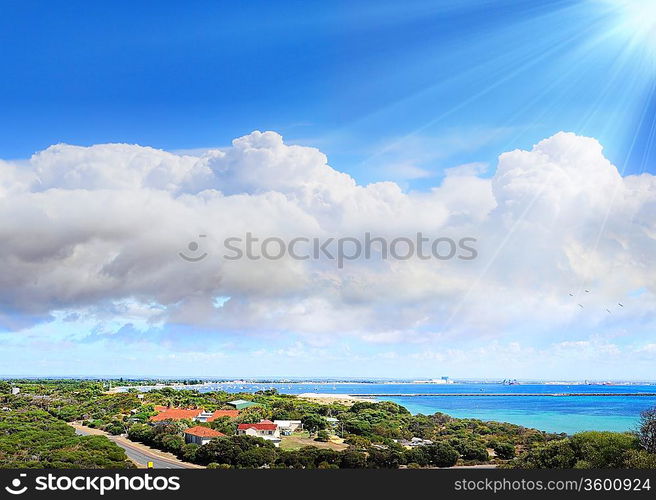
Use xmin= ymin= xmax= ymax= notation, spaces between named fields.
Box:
xmin=184 ymin=426 xmax=225 ymax=446
xmin=237 ymin=420 xmax=281 ymax=446
xmin=273 ymin=420 xmax=302 ymax=435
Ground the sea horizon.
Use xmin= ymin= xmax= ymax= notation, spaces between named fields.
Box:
xmin=4 ymin=376 xmax=656 ymax=384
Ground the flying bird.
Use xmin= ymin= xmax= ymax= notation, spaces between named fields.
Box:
xmin=606 ymin=309 xmax=611 ymax=314
xmin=568 ymin=293 xmax=574 ymax=296
xmin=618 ymin=303 xmax=624 ymax=307
xmin=578 ymin=304 xmax=584 ymax=308
xmin=585 ymin=290 xmax=590 ymax=293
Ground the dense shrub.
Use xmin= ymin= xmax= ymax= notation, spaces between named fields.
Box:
xmin=452 ymin=439 xmax=489 ymax=461
xmin=315 ymin=430 xmax=330 ymax=442
xmin=638 ymin=408 xmax=656 ymax=454
xmin=194 ymin=435 xmax=275 ymax=467
xmin=494 ymin=442 xmax=516 ymax=460
xmin=426 ymin=442 xmax=460 ymax=467
xmin=0 ymin=409 xmax=133 ymax=469
xmin=623 ymin=449 xmax=656 ymax=469
xmin=8 ymin=380 xmax=648 ymax=471
xmin=180 ymin=443 xmax=200 ymax=462
xmin=511 ymin=432 xmax=640 ymax=469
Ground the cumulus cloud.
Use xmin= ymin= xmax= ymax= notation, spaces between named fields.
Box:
xmin=0 ymin=130 xmax=654 ymax=346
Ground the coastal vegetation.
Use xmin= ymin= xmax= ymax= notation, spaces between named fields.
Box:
xmin=0 ymin=408 xmax=133 ymax=468
xmin=506 ymin=431 xmax=656 ymax=469
xmin=1 ymin=379 xmax=656 ymax=469
xmin=506 ymin=411 xmax=656 ymax=470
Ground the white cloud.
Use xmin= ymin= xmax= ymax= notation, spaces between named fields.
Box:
xmin=0 ymin=130 xmax=654 ymax=346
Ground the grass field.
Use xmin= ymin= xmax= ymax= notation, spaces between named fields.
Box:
xmin=279 ymin=431 xmax=349 ymax=452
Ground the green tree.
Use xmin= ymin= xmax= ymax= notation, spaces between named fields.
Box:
xmin=340 ymin=449 xmax=367 ymax=468
xmin=127 ymin=423 xmax=153 ymax=443
xmin=315 ymin=430 xmax=330 ymax=442
xmin=104 ymin=421 xmax=126 ymax=436
xmin=512 ymin=439 xmax=578 ymax=469
xmin=457 ymin=440 xmax=489 ymax=461
xmin=344 ymin=434 xmax=370 ymax=450
xmin=570 ymin=432 xmax=638 ymax=469
xmin=367 ymin=447 xmax=404 ymax=469
xmin=161 ymin=434 xmax=185 ymax=453
xmin=236 ymin=407 xmax=270 ymax=424
xmin=195 ymin=435 xmax=275 ymax=467
xmin=0 ymin=409 xmax=133 ymax=469
xmin=494 ymin=442 xmax=516 ymax=460
xmin=235 ymin=447 xmax=277 ymax=468
xmin=637 ymin=407 xmax=656 ymax=454
xmin=426 ymin=442 xmax=459 ymax=467
xmin=209 ymin=416 xmax=236 ymax=435
xmin=404 ymin=447 xmax=430 ymax=467
xmin=180 ymin=443 xmax=199 ymax=462
xmin=623 ymin=449 xmax=656 ymax=469
xmin=301 ymin=414 xmax=327 ymax=436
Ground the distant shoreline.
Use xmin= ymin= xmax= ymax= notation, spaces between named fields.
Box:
xmin=106 ymin=380 xmax=656 ymax=397
xmin=296 ymin=393 xmax=377 ymax=405
xmin=103 ymin=380 xmax=656 ymax=390
xmin=5 ymin=376 xmax=656 ymax=385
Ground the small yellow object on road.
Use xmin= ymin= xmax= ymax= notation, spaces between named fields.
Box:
xmin=147 ymin=461 xmax=154 ymax=469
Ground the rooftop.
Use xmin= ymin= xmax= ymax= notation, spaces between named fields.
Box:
xmin=238 ymin=421 xmax=278 ymax=431
xmin=150 ymin=408 xmax=201 ymax=422
xmin=207 ymin=410 xmax=240 ymax=421
xmin=184 ymin=426 xmax=225 ymax=438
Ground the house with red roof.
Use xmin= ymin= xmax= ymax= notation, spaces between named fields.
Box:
xmin=184 ymin=426 xmax=225 ymax=445
xmin=197 ymin=409 xmax=241 ymax=422
xmin=236 ymin=420 xmax=281 ymax=447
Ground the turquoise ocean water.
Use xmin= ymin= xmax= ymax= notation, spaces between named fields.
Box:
xmin=133 ymin=382 xmax=656 ymax=434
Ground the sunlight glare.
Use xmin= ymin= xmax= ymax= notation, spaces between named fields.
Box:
xmin=615 ymin=0 xmax=656 ymax=55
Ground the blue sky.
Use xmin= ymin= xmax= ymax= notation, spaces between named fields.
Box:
xmin=1 ymin=0 xmax=656 ymax=378
xmin=2 ymin=1 xmax=654 ymax=182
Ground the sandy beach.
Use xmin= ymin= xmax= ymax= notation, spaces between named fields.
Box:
xmin=296 ymin=393 xmax=376 ymax=405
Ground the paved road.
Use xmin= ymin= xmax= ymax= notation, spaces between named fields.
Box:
xmin=72 ymin=425 xmax=194 ymax=469
xmin=111 ymin=439 xmax=187 ymax=469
